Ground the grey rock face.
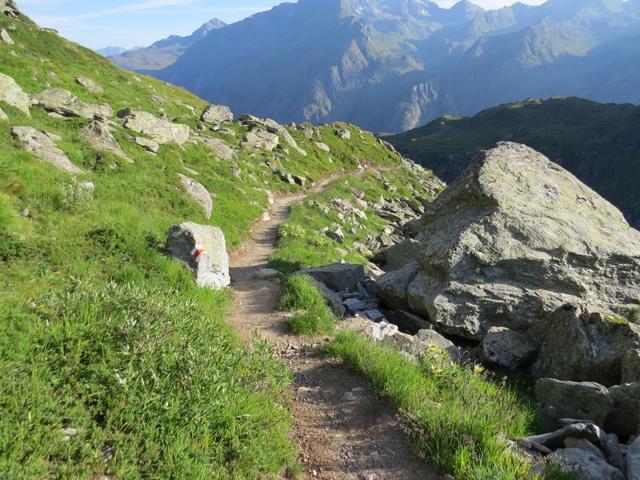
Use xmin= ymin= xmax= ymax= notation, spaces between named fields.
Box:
xmin=536 ymin=379 xmax=613 ymax=429
xmin=531 ymin=305 xmax=640 ymax=386
xmin=550 ymin=448 xmax=624 ymax=480
xmin=75 ymin=76 xmax=103 ymax=94
xmin=308 ymin=277 xmax=347 ymax=318
xmin=379 ymin=239 xmax=420 ymax=271
xmin=606 ymin=383 xmax=640 ymax=439
xmin=242 ymin=129 xmax=279 ymax=151
xmin=33 ymin=88 xmax=112 ymax=119
xmin=377 ymin=143 xmax=640 ymax=340
xmin=12 ymin=127 xmax=82 ymax=174
xmin=304 ymin=264 xmax=365 ymax=293
xmin=628 ymin=437 xmax=640 ymax=480
xmin=177 ymin=174 xmax=212 ymax=220
xmin=120 ymin=109 xmax=189 ymax=145
xmin=0 ymin=72 xmax=30 ymax=115
xmin=622 ymin=350 xmax=640 ymax=384
xmin=240 ymin=114 xmax=306 ymax=156
xmin=376 ymin=261 xmax=418 ymax=312
xmin=201 ymin=104 xmax=233 ymax=124
xmin=392 ymin=310 xmax=432 ymax=335
xmin=82 ymin=117 xmax=132 ymax=163
xmin=1 ymin=0 xmax=19 ymax=17
xmin=166 ymin=222 xmax=230 ymax=290
xmin=0 ymin=26 xmax=14 ymax=44
xmin=481 ymin=327 xmax=537 ymax=370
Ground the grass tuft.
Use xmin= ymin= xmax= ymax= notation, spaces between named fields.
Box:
xmin=279 ymin=274 xmax=336 ymax=335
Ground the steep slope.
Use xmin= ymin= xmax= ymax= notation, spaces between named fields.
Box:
xmin=156 ymin=0 xmax=640 ymax=132
xmin=387 ymin=97 xmax=640 ymax=227
xmin=109 ymin=18 xmax=226 ymax=71
xmin=0 ymin=5 xmax=435 ymax=477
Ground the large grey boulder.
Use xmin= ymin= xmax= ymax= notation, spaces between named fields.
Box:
xmin=606 ymin=383 xmax=640 ymax=439
xmin=177 ymin=174 xmax=212 ymax=220
xmin=201 ymin=137 xmax=235 ymax=160
xmin=120 ymin=109 xmax=189 ymax=145
xmin=0 ymin=72 xmax=30 ymax=115
xmin=32 ymin=88 xmax=112 ymax=119
xmin=531 ymin=305 xmax=640 ymax=386
xmin=166 ymin=222 xmax=230 ymax=290
xmin=378 ymin=239 xmax=420 ymax=271
xmin=535 ymin=378 xmax=613 ymax=429
xmin=481 ymin=326 xmax=537 ymax=370
xmin=628 ymin=437 xmax=640 ymax=480
xmin=622 ymin=349 xmax=640 ymax=384
xmin=308 ymin=277 xmax=347 ymax=317
xmin=242 ymin=128 xmax=279 ymax=151
xmin=12 ymin=127 xmax=82 ymax=174
xmin=75 ymin=76 xmax=103 ymax=94
xmin=550 ymin=448 xmax=624 ymax=480
xmin=303 ymin=264 xmax=365 ymax=293
xmin=1 ymin=0 xmax=19 ymax=17
xmin=201 ymin=104 xmax=233 ymax=124
xmin=376 ymin=261 xmax=418 ymax=312
xmin=240 ymin=114 xmax=306 ymax=156
xmin=377 ymin=142 xmax=640 ymax=340
xmin=82 ymin=117 xmax=132 ymax=163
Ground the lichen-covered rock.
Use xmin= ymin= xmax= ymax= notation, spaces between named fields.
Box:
xmin=535 ymin=378 xmax=613 ymax=429
xmin=481 ymin=327 xmax=537 ymax=370
xmin=606 ymin=383 xmax=640 ymax=439
xmin=166 ymin=222 xmax=230 ymax=290
xmin=201 ymin=104 xmax=233 ymax=124
xmin=120 ymin=109 xmax=189 ymax=145
xmin=82 ymin=117 xmax=132 ymax=163
xmin=0 ymin=72 xmax=30 ymax=115
xmin=75 ymin=76 xmax=103 ymax=94
xmin=177 ymin=174 xmax=212 ymax=220
xmin=242 ymin=128 xmax=279 ymax=151
xmin=531 ymin=305 xmax=640 ymax=386
xmin=378 ymin=142 xmax=640 ymax=339
xmin=33 ymin=88 xmax=112 ymax=118
xmin=550 ymin=448 xmax=624 ymax=480
xmin=12 ymin=126 xmax=82 ymax=174
xmin=201 ymin=137 xmax=235 ymax=160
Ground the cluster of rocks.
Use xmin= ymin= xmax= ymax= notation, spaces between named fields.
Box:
xmin=240 ymin=113 xmax=307 ymax=156
xmin=1 ymin=0 xmax=20 ymax=18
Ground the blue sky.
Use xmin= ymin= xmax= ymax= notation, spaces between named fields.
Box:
xmin=19 ymin=0 xmax=546 ymax=50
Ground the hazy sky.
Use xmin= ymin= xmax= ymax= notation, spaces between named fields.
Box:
xmin=19 ymin=0 xmax=547 ymax=50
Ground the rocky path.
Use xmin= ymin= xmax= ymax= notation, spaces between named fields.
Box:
xmin=228 ymin=174 xmax=442 ymax=480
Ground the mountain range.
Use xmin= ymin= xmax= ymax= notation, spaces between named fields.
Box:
xmin=108 ymin=18 xmax=226 ymax=71
xmin=137 ymin=0 xmax=640 ymax=133
xmin=387 ymin=96 xmax=640 ymax=227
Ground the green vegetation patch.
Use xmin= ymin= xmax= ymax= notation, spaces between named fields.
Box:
xmin=279 ymin=274 xmax=336 ymax=335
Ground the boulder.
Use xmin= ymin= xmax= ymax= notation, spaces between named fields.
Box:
xmin=240 ymin=114 xmax=306 ymax=156
xmin=0 ymin=26 xmax=14 ymax=44
xmin=242 ymin=129 xmax=279 ymax=151
xmin=531 ymin=305 xmax=640 ymax=386
xmin=308 ymin=277 xmax=347 ymax=317
xmin=32 ymin=88 xmax=112 ymax=119
xmin=622 ymin=349 xmax=640 ymax=384
xmin=201 ymin=104 xmax=233 ymax=124
xmin=75 ymin=76 xmax=103 ymax=94
xmin=391 ymin=310 xmax=432 ymax=334
xmin=1 ymin=0 xmax=20 ymax=17
xmin=315 ymin=142 xmax=330 ymax=152
xmin=481 ymin=327 xmax=537 ymax=370
xmin=376 ymin=261 xmax=418 ymax=312
xmin=377 ymin=142 xmax=640 ymax=340
xmin=378 ymin=239 xmax=420 ymax=271
xmin=166 ymin=222 xmax=230 ymax=290
xmin=0 ymin=106 xmax=7 ymax=121
xmin=628 ymin=437 xmax=640 ymax=480
xmin=0 ymin=72 xmax=30 ymax=115
xmin=336 ymin=128 xmax=351 ymax=140
xmin=134 ymin=136 xmax=159 ymax=154
xmin=82 ymin=117 xmax=132 ymax=163
xmin=550 ymin=448 xmax=624 ymax=480
xmin=201 ymin=137 xmax=235 ymax=160
xmin=120 ymin=109 xmax=189 ymax=145
xmin=303 ymin=264 xmax=365 ymax=293
xmin=12 ymin=127 xmax=82 ymax=174
xmin=535 ymin=378 xmax=613 ymax=429
xmin=177 ymin=174 xmax=212 ymax=220
xmin=606 ymin=383 xmax=640 ymax=439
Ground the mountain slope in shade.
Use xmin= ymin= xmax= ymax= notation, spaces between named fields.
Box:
xmin=155 ymin=0 xmax=640 ymax=133
xmin=386 ymin=97 xmax=640 ymax=227
xmin=110 ymin=18 xmax=226 ymax=71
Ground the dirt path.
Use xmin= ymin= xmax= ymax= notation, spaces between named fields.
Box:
xmin=228 ymin=174 xmax=443 ymax=480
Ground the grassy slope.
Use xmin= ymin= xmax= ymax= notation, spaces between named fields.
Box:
xmin=0 ymin=12 xmax=412 ymax=479
xmin=386 ymin=97 xmax=640 ymax=225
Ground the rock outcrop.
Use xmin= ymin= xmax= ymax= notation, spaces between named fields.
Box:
xmin=119 ymin=109 xmax=189 ymax=145
xmin=240 ymin=114 xmax=306 ymax=156
xmin=1 ymin=0 xmax=19 ymax=18
xmin=166 ymin=222 xmax=230 ymax=290
xmin=0 ymin=72 xmax=30 ymax=115
xmin=12 ymin=127 xmax=82 ymax=174
xmin=200 ymin=137 xmax=234 ymax=160
xmin=242 ymin=128 xmax=279 ymax=151
xmin=201 ymin=104 xmax=233 ymax=124
xmin=82 ymin=116 xmax=132 ymax=163
xmin=377 ymin=142 xmax=640 ymax=340
xmin=550 ymin=448 xmax=625 ymax=480
xmin=75 ymin=76 xmax=104 ymax=94
xmin=177 ymin=174 xmax=213 ymax=220
xmin=32 ymin=88 xmax=112 ymax=118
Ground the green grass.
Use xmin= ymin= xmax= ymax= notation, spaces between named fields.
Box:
xmin=279 ymin=275 xmax=336 ymax=335
xmin=326 ymin=331 xmax=544 ymax=480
